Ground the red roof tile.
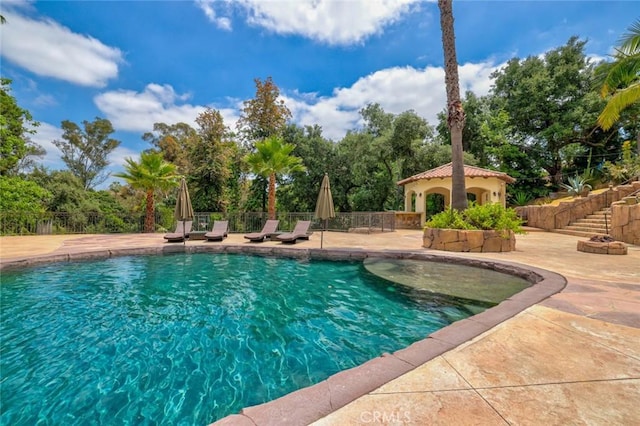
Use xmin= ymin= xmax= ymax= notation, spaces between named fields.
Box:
xmin=397 ymin=163 xmax=515 ymax=185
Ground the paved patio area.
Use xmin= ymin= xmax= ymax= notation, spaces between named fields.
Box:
xmin=1 ymin=230 xmax=639 ymax=425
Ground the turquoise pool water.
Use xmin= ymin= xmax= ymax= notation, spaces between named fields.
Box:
xmin=1 ymin=253 xmax=494 ymax=424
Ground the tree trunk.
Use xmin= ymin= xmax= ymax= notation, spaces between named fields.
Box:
xmin=438 ymin=0 xmax=467 ymax=211
xmin=268 ymin=172 xmax=276 ymax=219
xmin=145 ymin=189 xmax=155 ymax=233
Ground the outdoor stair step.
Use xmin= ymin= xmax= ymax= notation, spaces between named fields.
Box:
xmin=562 ymin=225 xmax=609 ymax=233
xmin=569 ymin=227 xmax=609 ymax=232
xmin=553 ymin=229 xmax=608 ymax=238
xmin=565 ymin=221 xmax=608 ymax=228
xmin=575 ymin=218 xmax=607 ymax=224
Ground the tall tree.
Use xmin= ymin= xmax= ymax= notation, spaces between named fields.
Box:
xmin=142 ymin=122 xmax=199 ymax=174
xmin=279 ymin=124 xmax=336 ymax=212
xmin=236 ymin=77 xmax=292 ymax=148
xmin=114 ymin=152 xmax=179 ymax=232
xmin=491 ymin=37 xmax=606 ymax=185
xmin=390 ymin=109 xmax=432 ymax=179
xmin=191 ymin=108 xmax=236 ymax=211
xmin=0 ymin=78 xmax=41 ymax=176
xmin=598 ymin=19 xmax=640 ymax=154
xmin=438 ymin=0 xmax=467 ymax=210
xmin=436 ymin=91 xmax=489 ymax=164
xmin=236 ymin=77 xmax=292 ymax=211
xmin=244 ymin=135 xmax=305 ymax=219
xmin=53 ymin=117 xmax=120 ymax=189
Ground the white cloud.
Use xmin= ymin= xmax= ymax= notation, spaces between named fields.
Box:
xmin=33 ymin=94 xmax=57 ymax=107
xmin=198 ymin=0 xmax=419 ymax=45
xmin=0 ymin=10 xmax=123 ymax=87
xmin=195 ymin=0 xmax=233 ymax=30
xmin=587 ymin=53 xmax=609 ymax=65
xmin=284 ymin=61 xmax=501 ymax=141
xmin=94 ymin=59 xmax=499 ymax=148
xmin=94 ymin=83 xmax=239 ymax=132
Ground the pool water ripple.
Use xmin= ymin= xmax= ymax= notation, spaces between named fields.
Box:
xmin=2 ymin=253 xmax=486 ymax=424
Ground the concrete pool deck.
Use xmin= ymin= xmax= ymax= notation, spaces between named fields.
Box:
xmin=1 ymin=230 xmax=639 ymax=425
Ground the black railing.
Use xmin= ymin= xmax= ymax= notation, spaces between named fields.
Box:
xmin=0 ymin=211 xmax=396 ymax=236
xmin=192 ymin=211 xmax=396 ymax=233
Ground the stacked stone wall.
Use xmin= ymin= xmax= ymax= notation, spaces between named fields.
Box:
xmin=423 ymin=228 xmax=515 ymax=252
xmin=611 ymin=203 xmax=640 ymax=245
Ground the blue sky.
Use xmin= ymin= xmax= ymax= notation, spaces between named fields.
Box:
xmin=0 ymin=0 xmax=635 ymax=187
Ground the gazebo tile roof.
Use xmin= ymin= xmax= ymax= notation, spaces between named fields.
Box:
xmin=397 ymin=163 xmax=515 ymax=185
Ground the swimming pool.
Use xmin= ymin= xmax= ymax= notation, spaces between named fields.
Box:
xmin=0 ymin=253 xmax=525 ymax=424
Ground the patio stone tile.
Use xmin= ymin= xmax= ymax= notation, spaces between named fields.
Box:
xmin=443 ymin=309 xmax=640 ymax=388
xmin=372 ymin=356 xmax=470 ymax=394
xmin=311 ymin=390 xmax=507 ymax=426
xmin=478 ymin=379 xmax=640 ymax=426
xmin=527 ymin=305 xmax=640 ymax=358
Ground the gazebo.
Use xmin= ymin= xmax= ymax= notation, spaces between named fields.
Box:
xmin=397 ymin=163 xmax=515 ymax=223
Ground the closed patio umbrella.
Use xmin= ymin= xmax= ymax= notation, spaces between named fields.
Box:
xmin=174 ymin=177 xmax=194 ymax=245
xmin=314 ymin=173 xmax=335 ymax=249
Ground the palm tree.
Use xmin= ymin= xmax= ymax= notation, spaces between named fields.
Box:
xmin=598 ymin=19 xmax=640 ymax=153
xmin=114 ymin=151 xmax=179 ymax=232
xmin=245 ymin=135 xmax=306 ymax=219
xmin=438 ymin=0 xmax=467 ymax=211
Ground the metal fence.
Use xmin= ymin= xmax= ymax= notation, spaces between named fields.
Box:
xmin=0 ymin=211 xmax=396 ymax=236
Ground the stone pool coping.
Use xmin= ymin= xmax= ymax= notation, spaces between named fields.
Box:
xmin=0 ymin=243 xmax=567 ymax=425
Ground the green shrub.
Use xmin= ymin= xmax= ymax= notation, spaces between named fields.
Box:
xmin=604 ymin=140 xmax=640 ymax=184
xmin=424 ymin=202 xmax=525 ymax=236
xmin=424 ymin=208 xmax=473 ymax=230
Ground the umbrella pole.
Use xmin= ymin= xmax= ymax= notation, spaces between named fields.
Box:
xmin=183 ymin=219 xmax=186 ymax=246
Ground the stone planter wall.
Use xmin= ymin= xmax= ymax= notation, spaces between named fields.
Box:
xmin=423 ymin=228 xmax=516 ymax=252
xmin=611 ymin=202 xmax=640 ymax=245
xmin=517 ymin=181 xmax=640 ymax=231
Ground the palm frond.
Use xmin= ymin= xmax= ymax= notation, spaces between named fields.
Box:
xmin=600 ymin=55 xmax=640 ymax=96
xmin=618 ymin=19 xmax=640 ymax=56
xmin=598 ymin=82 xmax=640 ymax=129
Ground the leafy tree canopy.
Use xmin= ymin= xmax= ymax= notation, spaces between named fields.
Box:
xmin=0 ymin=175 xmax=50 ymax=213
xmin=189 ymin=108 xmax=238 ymax=212
xmin=0 ymin=78 xmax=41 ymax=176
xmin=142 ymin=122 xmax=199 ymax=174
xmin=53 ymin=117 xmax=120 ymax=190
xmin=489 ymin=36 xmax=623 ymax=188
xmin=237 ymin=77 xmax=291 ymax=147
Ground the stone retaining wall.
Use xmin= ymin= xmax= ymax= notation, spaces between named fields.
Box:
xmin=395 ymin=212 xmax=422 ymax=229
xmin=517 ymin=181 xmax=640 ymax=231
xmin=423 ymin=228 xmax=516 ymax=252
xmin=611 ymin=202 xmax=640 ymax=245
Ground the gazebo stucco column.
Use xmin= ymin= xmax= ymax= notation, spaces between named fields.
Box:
xmin=404 ymin=192 xmax=413 ymax=212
